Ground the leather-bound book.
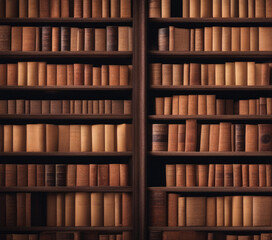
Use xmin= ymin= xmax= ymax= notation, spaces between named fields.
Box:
xmin=56 ymin=65 xmax=67 ymax=86
xmin=90 ymin=192 xmax=103 ymax=226
xmin=58 ymin=125 xmax=70 ymax=152
xmin=6 ymin=193 xmax=17 ymax=226
xmin=245 ymin=124 xmax=258 ymax=152
xmin=81 ymin=125 xmax=92 ymax=152
xmin=219 ymin=122 xmax=231 ymax=152
xmin=39 ymin=0 xmax=50 ymax=17
xmin=224 ymin=164 xmax=233 ymax=187
xmin=89 ymin=164 xmax=97 ymax=186
xmin=259 ymin=97 xmax=267 ymax=115
xmin=76 ymin=165 xmax=89 ymax=186
xmin=46 ymin=124 xmax=58 ymax=152
xmin=98 ymin=164 xmax=109 ymax=186
xmin=261 ymin=63 xmax=270 ymax=86
xmin=195 ymin=28 xmax=204 ymax=51
xmin=152 ymin=124 xmax=168 ymax=151
xmin=158 ymin=28 xmax=169 ymax=51
xmin=242 ymin=164 xmax=249 ymax=187
xmin=0 ymin=64 xmax=7 ymax=86
xmin=60 ymin=27 xmax=70 ymax=51
xmin=120 ymin=0 xmax=131 ymax=17
xmin=149 ymin=190 xmax=166 ymax=226
xmin=240 ymin=27 xmax=250 ymax=52
xmin=75 ymin=192 xmax=90 ymax=226
xmin=13 ymin=125 xmax=26 ymax=152
xmin=95 ymin=28 xmax=106 ymax=51
xmin=168 ymin=193 xmax=178 ymax=226
xmin=174 ymin=164 xmax=185 ymax=187
xmin=84 ymin=64 xmax=92 ymax=86
xmin=186 ymin=197 xmax=206 ymax=226
xmin=209 ymin=124 xmax=219 ymax=152
xmin=6 ymin=0 xmax=18 ymax=17
xmin=253 ymin=196 xmax=272 ymax=226
xmin=233 ymin=164 xmax=242 ymax=187
xmin=50 ymin=0 xmax=60 ymax=17
xmin=92 ymin=0 xmax=102 ymax=18
xmin=266 ymin=0 xmax=272 ymax=17
xmin=249 ymin=27 xmax=259 ymax=51
xmin=231 ymin=27 xmax=240 ymax=51
xmin=235 ymin=62 xmax=247 ymax=86
xmin=249 ymin=164 xmax=259 ymax=187
xmin=255 ymin=0 xmax=266 ymax=17
xmin=222 ymin=0 xmax=230 ymax=17
xmin=225 ymin=62 xmax=235 ymax=85
xmin=212 ymin=27 xmax=222 ymax=51
xmin=149 ymin=0 xmax=160 ymax=17
xmin=188 ymin=95 xmax=198 ymax=115
xmin=106 ymin=26 xmax=118 ymax=51
xmin=259 ymin=27 xmax=272 ymax=51
xmin=200 ymin=124 xmax=209 ymax=152
xmin=45 ymin=164 xmax=56 ymax=186
xmin=168 ymin=124 xmax=178 ymax=151
xmin=74 ymin=0 xmax=83 ymax=18
xmin=177 ymin=124 xmax=185 ymax=152
xmin=118 ymin=26 xmax=129 ymax=51
xmin=8 ymin=100 xmax=15 ymax=115
xmin=208 ymin=64 xmax=215 ymax=85
xmin=186 ymin=164 xmax=196 ymax=187
xmin=258 ymin=124 xmax=272 ymax=151
xmin=4 ymin=125 xmax=13 ymax=152
xmin=232 ymin=196 xmax=243 ymax=226
xmin=204 ymin=27 xmax=212 ymax=51
xmin=17 ymin=193 xmax=26 ymax=226
xmin=41 ymin=26 xmax=52 ymax=51
xmin=61 ymin=0 xmax=70 ymax=17
xmin=185 ymin=120 xmax=197 ymax=152
xmin=215 ymin=64 xmax=225 ymax=85
xmin=235 ymin=124 xmax=245 ymax=151
xmin=215 ymin=164 xmax=224 ymax=187
xmin=56 ymin=164 xmax=66 ymax=187
xmin=69 ymin=125 xmax=81 ymax=152
xmin=51 ymin=27 xmax=59 ymax=51
xmin=111 ymin=0 xmax=120 ymax=17
xmin=266 ymin=164 xmax=272 ymax=187
xmin=166 ymin=165 xmax=176 ymax=186
xmin=28 ymin=0 xmax=38 ymax=17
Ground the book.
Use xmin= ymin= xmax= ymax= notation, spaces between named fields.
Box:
xmin=149 ymin=191 xmax=166 ymax=226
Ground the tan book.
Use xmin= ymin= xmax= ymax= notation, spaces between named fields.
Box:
xmin=248 ymin=0 xmax=255 ymax=17
xmin=161 ymin=0 xmax=171 ymax=17
xmin=61 ymin=0 xmax=70 ymax=17
xmin=261 ymin=63 xmax=270 ymax=86
xmin=186 ymin=197 xmax=206 ymax=226
xmin=26 ymin=124 xmax=46 ymax=152
xmin=222 ymin=27 xmax=231 ymax=51
xmin=201 ymin=64 xmax=208 ymax=85
xmin=232 ymin=196 xmax=243 ymax=226
xmin=70 ymin=125 xmax=81 ymax=152
xmin=117 ymin=123 xmax=131 ymax=152
xmin=266 ymin=0 xmax=272 ymax=17
xmin=50 ymin=0 xmax=60 ymax=17
xmin=155 ymin=97 xmax=164 ymax=115
xmin=212 ymin=27 xmax=222 ymax=51
xmin=94 ymin=28 xmax=106 ymax=51
xmin=81 ymin=125 xmax=92 ymax=152
xmin=198 ymin=165 xmax=208 ymax=186
xmin=208 ymin=64 xmax=215 ymax=85
xmin=114 ymin=193 xmax=122 ymax=227
xmin=259 ymin=27 xmax=272 ymax=51
xmin=240 ymin=27 xmax=250 ymax=51
xmin=75 ymin=192 xmax=90 ymax=226
xmin=198 ymin=95 xmax=206 ymax=115
xmin=204 ymin=27 xmax=212 ymax=51
xmin=190 ymin=0 xmax=200 ymax=17
xmin=168 ymin=193 xmax=178 ymax=226
xmin=239 ymin=0 xmax=248 ymax=17
xmin=259 ymin=124 xmax=272 ymax=151
xmin=178 ymin=197 xmax=186 ymax=226
xmin=7 ymin=64 xmax=17 ymax=86
xmin=162 ymin=64 xmax=172 ymax=85
xmin=168 ymin=124 xmax=178 ymax=151
xmin=239 ymin=100 xmax=249 ymax=115
xmin=58 ymin=125 xmax=70 ymax=152
xmin=65 ymin=193 xmax=75 ymax=226
xmin=201 ymin=0 xmax=212 ymax=17
xmin=206 ymin=197 xmax=216 ymax=226
xmin=235 ymin=62 xmax=247 ymax=86
xmin=243 ymin=196 xmax=253 ymax=226
xmin=249 ymin=99 xmax=257 ymax=115
xmin=259 ymin=164 xmax=266 ymax=187
xmin=209 ymin=124 xmax=219 ymax=152
xmin=120 ymin=65 xmax=129 ymax=85
xmin=120 ymin=0 xmax=131 ymax=17
xmin=39 ymin=0 xmax=50 ymax=17
xmin=74 ymin=0 xmax=83 ymax=18
xmin=91 ymin=193 xmax=103 ymax=226
xmin=245 ymin=124 xmax=258 ymax=152
xmin=253 ymin=196 xmax=272 ymax=226
xmin=207 ymin=95 xmax=216 ymax=115
xmin=104 ymin=193 xmax=115 ymax=226
xmin=213 ymin=0 xmax=222 ymax=17
xmin=166 ymin=164 xmax=176 ymax=186
xmin=38 ymin=62 xmax=47 ymax=86
xmin=76 ymin=165 xmax=89 ymax=186
xmin=190 ymin=63 xmax=201 ymax=85
xmin=109 ymin=164 xmax=120 ymax=186
xmin=200 ymin=124 xmax=209 ymax=152
xmin=47 ymin=64 xmax=57 ymax=86
xmin=177 ymin=124 xmax=186 ymax=152
xmin=174 ymin=28 xmax=190 ymax=51
xmin=247 ymin=62 xmax=256 ymax=86
xmin=183 ymin=63 xmax=190 ymax=85
xmin=118 ymin=26 xmax=130 ymax=51
xmin=190 ymin=29 xmax=195 ymax=51
xmin=231 ymin=27 xmax=240 ymax=51
xmin=22 ymin=27 xmax=36 ymax=51
xmin=13 ymin=125 xmax=26 ymax=152
xmin=255 ymin=0 xmax=266 ymax=17
xmin=250 ymin=27 xmax=259 ymax=51
xmin=216 ymin=197 xmax=224 ymax=226
xmin=188 ymin=95 xmax=198 ymax=115
xmin=51 ymin=27 xmax=59 ymax=51
xmin=215 ymin=64 xmax=225 ymax=85
xmin=222 ymin=0 xmax=230 ymax=17
xmin=11 ymin=27 xmax=22 ymax=51
xmin=219 ymin=123 xmax=231 ymax=152
xmin=186 ymin=164 xmax=196 ymax=187
xmin=92 ymin=124 xmax=105 ymax=152
xmin=105 ymin=125 xmax=116 ymax=152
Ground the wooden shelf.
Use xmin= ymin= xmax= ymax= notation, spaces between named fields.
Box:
xmin=0 ymin=17 xmax=133 ymax=24
xmin=148 ymin=187 xmax=272 ymax=193
xmin=149 ymin=226 xmax=272 ymax=232
xmin=0 ymin=51 xmax=132 ymax=59
xmin=0 ymin=226 xmax=133 ymax=233
xmin=149 ymin=51 xmax=272 ymax=60
xmin=149 ymin=115 xmax=272 ymax=121
xmin=0 ymin=114 xmax=132 ymax=121
xmin=149 ymin=17 xmax=272 ymax=25
xmin=0 ymin=152 xmax=132 ymax=157
xmin=0 ymin=186 xmax=132 ymax=193
xmin=150 ymin=151 xmax=272 ymax=157
xmin=150 ymin=86 xmax=272 ymax=92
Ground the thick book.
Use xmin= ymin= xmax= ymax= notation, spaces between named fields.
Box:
xmin=152 ymin=124 xmax=168 ymax=151
xmin=75 ymin=192 xmax=90 ymax=226
xmin=186 ymin=197 xmax=206 ymax=226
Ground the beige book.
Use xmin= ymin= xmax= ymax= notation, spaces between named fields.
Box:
xmin=190 ymin=0 xmax=200 ymax=17
xmin=91 ymin=193 xmax=104 ymax=226
xmin=222 ymin=27 xmax=231 ymax=51
xmin=75 ymin=193 xmax=90 ymax=226
xmin=235 ymin=62 xmax=247 ymax=86
xmin=105 ymin=125 xmax=116 ymax=152
xmin=232 ymin=196 xmax=243 ymax=226
xmin=92 ymin=125 xmax=105 ymax=152
xmin=81 ymin=125 xmax=92 ymax=152
xmin=231 ymin=28 xmax=240 ymax=51
xmin=243 ymin=196 xmax=253 ymax=226
xmin=240 ymin=27 xmax=250 ymax=51
xmin=259 ymin=27 xmax=272 ymax=51
xmin=46 ymin=124 xmax=58 ymax=152
xmin=118 ymin=27 xmax=129 ymax=51
xmin=178 ymin=197 xmax=186 ymax=226
xmin=26 ymin=124 xmax=46 ymax=152
xmin=104 ymin=193 xmax=115 ymax=226
xmin=162 ymin=64 xmax=172 ymax=85
xmin=13 ymin=125 xmax=26 ymax=152
xmin=215 ymin=64 xmax=225 ymax=85
xmin=164 ymin=97 xmax=172 ymax=115
xmin=65 ymin=193 xmax=75 ymax=226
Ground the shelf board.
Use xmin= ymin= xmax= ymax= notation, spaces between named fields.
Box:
xmin=149 ymin=226 xmax=272 ymax=232
xmin=0 ymin=226 xmax=133 ymax=232
xmin=148 ymin=187 xmax=272 ymax=193
xmin=0 ymin=186 xmax=132 ymax=193
xmin=0 ymin=86 xmax=132 ymax=92
xmin=149 ymin=51 xmax=272 ymax=60
xmin=0 ymin=152 xmax=132 ymax=157
xmin=149 ymin=18 xmax=272 ymax=25
xmin=0 ymin=51 xmax=132 ymax=59
xmin=150 ymin=86 xmax=272 ymax=92
xmin=149 ymin=115 xmax=272 ymax=121
xmin=0 ymin=114 xmax=132 ymax=121
xmin=0 ymin=17 xmax=133 ymax=24
xmin=150 ymin=151 xmax=272 ymax=157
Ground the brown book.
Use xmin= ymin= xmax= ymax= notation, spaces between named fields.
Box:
xmin=212 ymin=27 xmax=222 ymax=51
xmin=74 ymin=64 xmax=84 ymax=85
xmin=65 ymin=165 xmax=76 ymax=187
xmin=36 ymin=164 xmax=45 ymax=186
xmin=215 ymin=164 xmax=224 ymax=187
xmin=266 ymin=164 xmax=272 ymax=187
xmin=102 ymin=0 xmax=110 ymax=18
xmin=198 ymin=165 xmax=208 ymax=186
xmin=89 ymin=194 xmax=103 ymax=228
xmin=120 ymin=164 xmax=129 ymax=186
xmin=168 ymin=193 xmax=178 ymax=227
xmin=6 ymin=193 xmax=17 ymax=226
xmin=5 ymin=0 xmax=18 ymax=17
xmin=76 ymin=165 xmax=89 ymax=186
xmin=150 ymin=63 xmax=162 ymax=86
xmin=213 ymin=0 xmax=222 ymax=17
xmin=149 ymin=190 xmax=167 ymax=226
xmin=222 ymin=27 xmax=231 ymax=52
xmin=232 ymin=196 xmax=243 ymax=226
xmin=50 ymin=0 xmax=60 ymax=17
xmin=161 ymin=0 xmax=171 ymax=17
xmin=122 ymin=193 xmax=132 ymax=226
xmin=45 ymin=164 xmax=56 ymax=186
xmin=245 ymin=124 xmax=258 ymax=152
xmin=92 ymin=0 xmax=102 ymax=18
xmin=185 ymin=120 xmax=197 ymax=152
xmin=75 ymin=192 xmax=90 ymax=226
xmin=224 ymin=164 xmax=233 ymax=187
xmin=22 ymin=27 xmax=36 ymax=51
xmin=224 ymin=196 xmax=232 ymax=227
xmin=26 ymin=124 xmax=46 ymax=152
xmin=51 ymin=27 xmax=59 ymax=51
xmin=11 ymin=27 xmax=22 ymax=51
xmin=46 ymin=124 xmax=58 ymax=152
xmin=107 ymin=26 xmax=118 ymax=51
xmin=162 ymin=64 xmax=172 ymax=86
xmin=250 ymin=27 xmax=259 ymax=51
xmin=92 ymin=124 xmax=105 ymax=152
xmin=149 ymin=0 xmax=161 ymax=17
xmin=98 ymin=164 xmax=109 ymax=186
xmin=259 ymin=124 xmax=272 ymax=151
xmin=16 ymin=164 xmax=27 ymax=187
xmin=206 ymin=197 xmax=216 ymax=226
xmin=242 ymin=164 xmax=249 ymax=187
xmin=95 ymin=28 xmax=106 ymax=51
xmin=209 ymin=124 xmax=219 ymax=152
xmin=60 ymin=0 xmax=70 ymax=17
xmin=259 ymin=27 xmax=272 ymax=51
xmin=74 ymin=0 xmax=83 ymax=18
xmin=111 ymin=0 xmax=120 ymax=17
xmin=0 ymin=26 xmax=10 ymax=51
xmin=120 ymin=0 xmax=131 ymax=17
xmin=93 ymin=66 xmax=102 ymax=85
xmin=158 ymin=28 xmax=169 ymax=51
xmin=231 ymin=27 xmax=240 ymax=51
xmin=190 ymin=64 xmax=201 ymax=86
xmin=58 ymin=125 xmax=70 ymax=152
xmin=235 ymin=124 xmax=245 ymax=151
xmin=186 ymin=164 xmax=196 ymax=187
xmin=7 ymin=64 xmax=17 ymax=86
xmin=89 ymin=164 xmax=97 ymax=186
xmin=60 ymin=27 xmax=70 ymax=51
xmin=168 ymin=124 xmax=178 ymax=151
xmin=109 ymin=164 xmax=120 ymax=186
xmin=219 ymin=122 xmax=231 ymax=152
xmin=13 ymin=125 xmax=26 ymax=152
xmin=39 ymin=0 xmax=50 ymax=17
xmin=104 ymin=193 xmax=115 ymax=226
xmin=5 ymin=164 xmax=16 ymax=186
xmin=253 ymin=196 xmax=272 ymax=226
xmin=17 ymin=193 xmax=27 ymax=226
xmin=249 ymin=164 xmax=259 ymax=187
xmin=27 ymin=164 xmax=36 ymax=187
xmin=186 ymin=197 xmax=206 ymax=226
xmin=200 ymin=124 xmax=209 ymax=152
xmin=259 ymin=164 xmax=266 ymax=187
xmin=216 ymin=196 xmax=224 ymax=226
xmin=195 ymin=28 xmax=204 ymax=51
xmin=166 ymin=165 xmax=176 ymax=186
xmin=0 ymin=64 xmax=7 ymax=86
xmin=233 ymin=164 xmax=242 ymax=187
xmin=255 ymin=0 xmax=266 ymax=17
xmin=69 ymin=125 xmax=81 ymax=152
xmin=152 ymin=124 xmax=168 ymax=151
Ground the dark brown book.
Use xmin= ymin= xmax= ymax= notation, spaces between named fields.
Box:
xmin=235 ymin=124 xmax=245 ymax=152
xmin=168 ymin=193 xmax=178 ymax=226
xmin=60 ymin=27 xmax=70 ymax=51
xmin=5 ymin=164 xmax=16 ymax=187
xmin=0 ymin=26 xmax=10 ymax=51
xmin=36 ymin=164 xmax=45 ymax=186
xmin=242 ymin=164 xmax=249 ymax=187
xmin=41 ymin=27 xmax=52 ymax=51
xmin=56 ymin=164 xmax=66 ymax=186
xmin=7 ymin=63 xmax=17 ymax=86
xmin=6 ymin=193 xmax=17 ymax=226
xmin=106 ymin=26 xmax=118 ymax=51
xmin=149 ymin=190 xmax=167 ymax=226
xmin=28 ymin=164 xmax=36 ymax=187
xmin=158 ymin=28 xmax=169 ymax=51
xmin=190 ymin=63 xmax=201 ymax=85
xmin=152 ymin=124 xmax=168 ymax=151
xmin=45 ymin=164 xmax=56 ymax=186
xmin=0 ymin=165 xmax=4 ymax=186
xmin=215 ymin=164 xmax=224 ymax=187
xmin=98 ymin=164 xmax=109 ymax=186
xmin=8 ymin=100 xmax=16 ymax=114
xmin=259 ymin=124 xmax=272 ymax=151
xmin=17 ymin=164 xmax=28 ymax=186
xmin=6 ymin=0 xmax=18 ymax=17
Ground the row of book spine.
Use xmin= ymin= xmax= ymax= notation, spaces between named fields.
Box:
xmin=150 ymin=62 xmax=271 ymax=86
xmin=155 ymin=96 xmax=272 ymax=116
xmin=1 ymin=0 xmax=132 ymax=18
xmin=165 ymin=164 xmax=272 ymax=187
xmin=150 ymin=192 xmax=272 ymax=227
xmin=1 ymin=232 xmax=132 ymax=240
xmin=149 ymin=230 xmax=272 ymax=240
xmin=0 ymin=124 xmax=132 ymax=152
xmin=0 ymin=192 xmax=132 ymax=227
xmin=1 ymin=164 xmax=129 ymax=187
xmin=0 ymin=63 xmax=132 ymax=86
xmin=0 ymin=26 xmax=133 ymax=51
xmin=149 ymin=0 xmax=272 ymax=18
xmin=0 ymin=99 xmax=132 ymax=115
xmin=152 ymin=121 xmax=272 ymax=152
xmin=157 ymin=26 xmax=272 ymax=51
